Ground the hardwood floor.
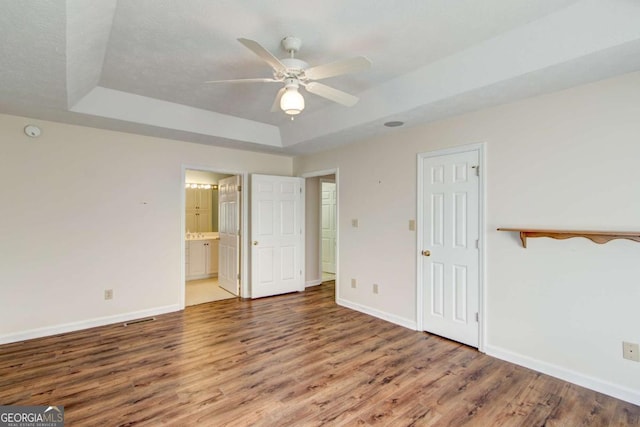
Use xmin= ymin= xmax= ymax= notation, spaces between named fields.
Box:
xmin=1 ymin=282 xmax=638 ymax=426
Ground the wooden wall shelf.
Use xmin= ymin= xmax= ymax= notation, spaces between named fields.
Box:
xmin=497 ymin=228 xmax=640 ymax=248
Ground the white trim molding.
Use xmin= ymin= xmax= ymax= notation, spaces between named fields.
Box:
xmin=337 ymin=298 xmax=417 ymax=331
xmin=305 ymin=279 xmax=323 ymax=288
xmin=0 ymin=304 xmax=181 ymax=345
xmin=485 ymin=344 xmax=640 ymax=406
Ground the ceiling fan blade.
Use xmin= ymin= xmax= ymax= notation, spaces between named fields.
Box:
xmin=271 ymin=88 xmax=286 ymax=112
xmin=205 ymin=78 xmax=279 ymax=84
xmin=237 ymin=38 xmax=287 ymax=74
xmin=305 ymin=82 xmax=359 ymax=107
xmin=304 ymin=56 xmax=371 ymax=81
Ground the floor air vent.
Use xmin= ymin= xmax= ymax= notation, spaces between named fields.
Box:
xmin=123 ymin=317 xmax=156 ymax=327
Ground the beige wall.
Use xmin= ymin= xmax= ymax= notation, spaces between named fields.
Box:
xmin=305 ymin=176 xmax=321 ymax=284
xmin=0 ymin=114 xmax=292 ymax=342
xmin=2 ymin=69 xmax=639 ymax=404
xmin=294 ymin=71 xmax=640 ymax=404
xmin=185 ymin=170 xmax=231 ymax=185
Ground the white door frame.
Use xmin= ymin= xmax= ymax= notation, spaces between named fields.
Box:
xmin=180 ymin=165 xmax=249 ymax=308
xmin=300 ymin=168 xmax=339 ymax=302
xmin=416 ymin=143 xmax=485 ymax=351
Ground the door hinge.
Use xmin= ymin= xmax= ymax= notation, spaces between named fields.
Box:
xmin=299 ymin=187 xmax=302 ymax=194
xmin=237 ymin=185 xmax=242 ymax=191
xmin=300 ymin=270 xmax=303 ymax=276
xmin=237 ymin=273 xmax=240 ymax=280
xmin=475 ymin=239 xmax=479 ymax=249
xmin=472 ymin=165 xmax=479 ymax=176
xmin=475 ymin=312 xmax=479 ymax=322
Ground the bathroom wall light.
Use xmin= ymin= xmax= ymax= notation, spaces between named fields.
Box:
xmin=185 ymin=183 xmax=218 ymax=190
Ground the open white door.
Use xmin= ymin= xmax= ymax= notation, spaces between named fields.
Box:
xmin=419 ymin=147 xmax=480 ymax=347
xmin=321 ymin=181 xmax=336 ymax=274
xmin=251 ymin=174 xmax=304 ymax=298
xmin=218 ymin=175 xmax=240 ymax=295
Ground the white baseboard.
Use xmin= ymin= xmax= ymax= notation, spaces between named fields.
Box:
xmin=305 ymin=279 xmax=323 ymax=288
xmin=485 ymin=344 xmax=640 ymax=406
xmin=337 ymin=297 xmax=417 ymax=330
xmin=0 ymin=304 xmax=181 ymax=345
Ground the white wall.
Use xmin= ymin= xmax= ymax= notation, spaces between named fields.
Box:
xmin=293 ymin=71 xmax=640 ymax=405
xmin=0 ymin=114 xmax=292 ymax=342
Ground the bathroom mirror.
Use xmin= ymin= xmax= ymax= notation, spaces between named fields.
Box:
xmin=185 ymin=170 xmax=233 ymax=234
xmin=185 ymin=186 xmax=218 ymax=233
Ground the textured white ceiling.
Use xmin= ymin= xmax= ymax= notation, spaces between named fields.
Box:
xmin=2 ymin=0 xmax=640 ymax=154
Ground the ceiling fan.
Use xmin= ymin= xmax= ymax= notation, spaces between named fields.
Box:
xmin=207 ymin=36 xmax=372 ymax=116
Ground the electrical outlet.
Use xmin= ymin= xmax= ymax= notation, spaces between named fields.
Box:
xmin=373 ymin=284 xmax=379 ymax=294
xmin=351 ymin=278 xmax=357 ymax=288
xmin=352 ymin=219 xmax=359 ymax=228
xmin=104 ymin=289 xmax=113 ymax=300
xmin=623 ymin=342 xmax=640 ymax=362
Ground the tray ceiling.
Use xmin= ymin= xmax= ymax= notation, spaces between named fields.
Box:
xmin=2 ymin=0 xmax=640 ymax=154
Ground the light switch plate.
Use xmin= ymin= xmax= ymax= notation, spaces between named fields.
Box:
xmin=352 ymin=219 xmax=359 ymax=228
xmin=409 ymin=220 xmax=415 ymax=231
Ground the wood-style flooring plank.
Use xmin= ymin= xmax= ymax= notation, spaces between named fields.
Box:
xmin=0 ymin=281 xmax=638 ymax=426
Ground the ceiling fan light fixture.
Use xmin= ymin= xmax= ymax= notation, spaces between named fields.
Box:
xmin=208 ymin=37 xmax=371 ymax=115
xmin=280 ymin=87 xmax=305 ymax=115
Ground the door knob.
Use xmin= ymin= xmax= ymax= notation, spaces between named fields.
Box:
xmin=253 ymin=241 xmax=259 ymax=246
xmin=421 ymin=250 xmax=431 ymax=256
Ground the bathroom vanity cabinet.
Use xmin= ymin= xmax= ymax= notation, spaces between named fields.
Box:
xmin=185 ymin=238 xmax=219 ymax=280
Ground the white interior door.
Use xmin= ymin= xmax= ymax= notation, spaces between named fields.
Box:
xmin=251 ymin=174 xmax=304 ymax=298
xmin=420 ymin=148 xmax=480 ymax=347
xmin=218 ymin=175 xmax=240 ymax=295
xmin=321 ymin=181 xmax=336 ymax=274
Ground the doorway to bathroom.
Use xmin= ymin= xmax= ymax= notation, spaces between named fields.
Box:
xmin=184 ymin=169 xmax=239 ymax=306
